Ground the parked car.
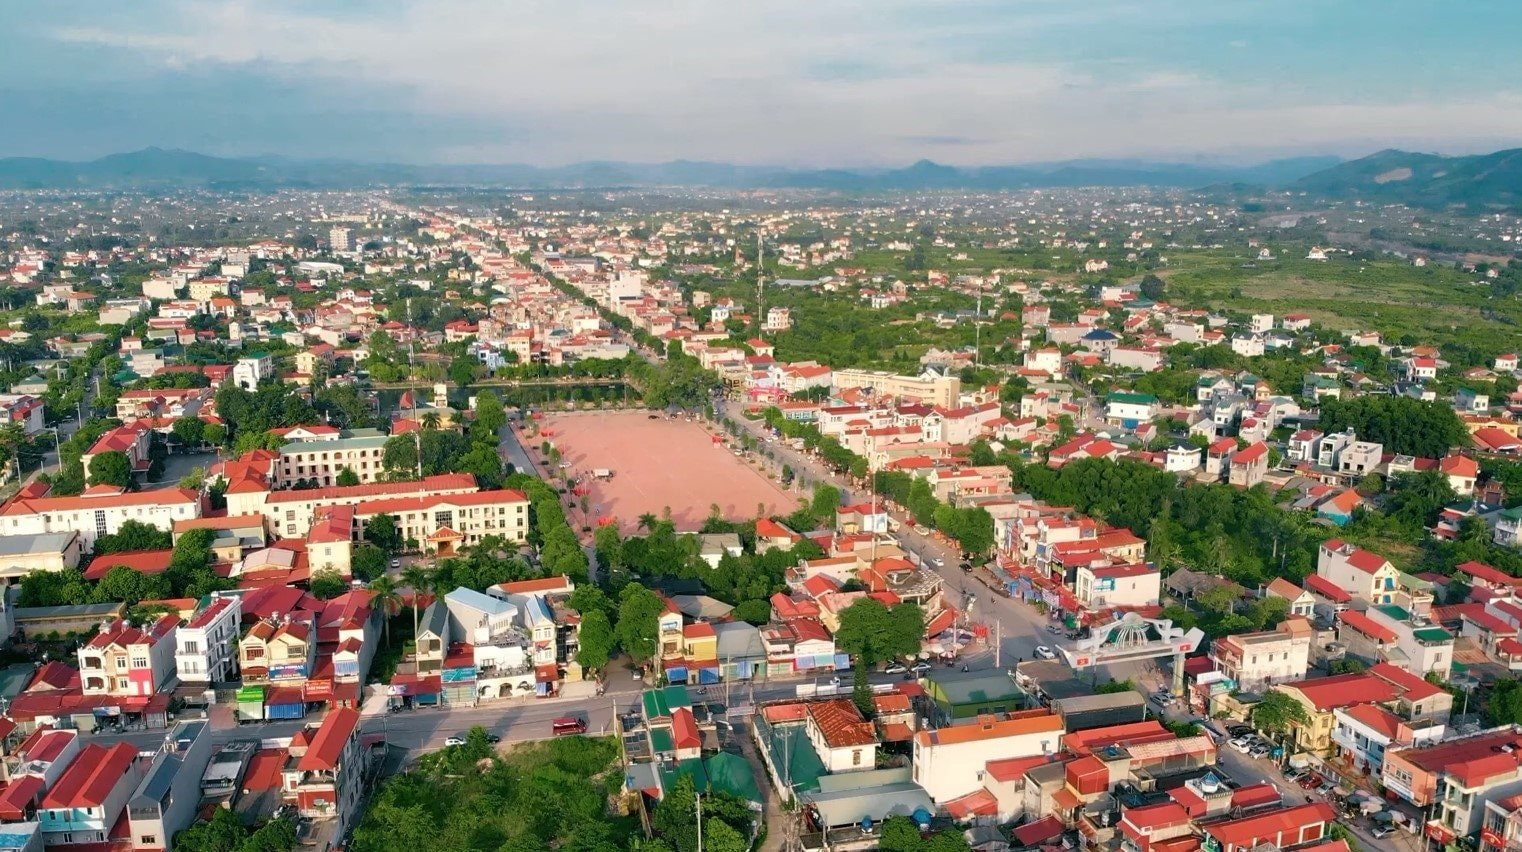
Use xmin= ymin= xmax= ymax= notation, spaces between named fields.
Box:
xmin=1229 ymin=738 xmax=1254 ymax=754
xmin=1249 ymin=744 xmax=1271 ymax=758
xmin=910 ymin=661 xmax=933 ymax=674
xmin=485 ymin=733 xmax=501 ymax=744
xmin=1316 ymin=780 xmax=1337 ymax=796
xmin=1371 ymin=826 xmax=1396 ymax=840
xmin=444 ymin=735 xmax=466 ymax=747
xmin=1297 ymin=773 xmax=1323 ymax=790
xmin=1227 ymin=724 xmax=1253 ymax=737
xmin=884 ymin=663 xmax=907 ymax=675
xmin=1284 ymin=768 xmax=1307 ymax=783
xmin=390 ymin=559 xmax=401 ymax=569
xmin=1034 ymin=646 xmax=1056 ymax=660
xmin=1046 ymin=625 xmax=1063 ymax=635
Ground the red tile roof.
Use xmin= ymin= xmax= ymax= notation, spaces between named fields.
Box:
xmin=1337 ymin=610 xmax=1398 ymax=644
xmin=1204 ymin=802 xmax=1336 ymax=850
xmin=296 ymin=707 xmax=360 ymax=772
xmin=83 ymin=548 xmax=175 ymax=581
xmin=42 ymin=742 xmax=137 ymax=808
xmin=1283 ymin=672 xmax=1401 ymax=711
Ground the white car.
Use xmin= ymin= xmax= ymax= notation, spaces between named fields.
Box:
xmin=910 ymin=661 xmax=933 ymax=674
xmin=1033 ymin=646 xmax=1056 ymax=660
xmin=884 ymin=663 xmax=907 ymax=675
xmin=444 ymin=735 xmax=466 ymax=747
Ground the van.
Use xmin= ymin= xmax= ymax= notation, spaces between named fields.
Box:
xmin=552 ymin=717 xmax=587 ymax=736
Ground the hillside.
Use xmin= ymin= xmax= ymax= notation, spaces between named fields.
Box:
xmin=0 ymin=148 xmax=1338 ymax=191
xmin=1295 ymin=147 xmax=1522 ymax=209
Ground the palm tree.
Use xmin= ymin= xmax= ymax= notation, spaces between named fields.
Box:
xmin=368 ymin=577 xmax=403 ymax=647
xmin=400 ymin=563 xmax=435 ymax=642
xmin=421 ymin=412 xmax=441 ymax=431
xmin=637 ymin=512 xmax=658 ymax=532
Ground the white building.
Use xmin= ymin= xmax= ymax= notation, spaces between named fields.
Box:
xmin=175 ymin=594 xmax=242 ymax=686
xmin=0 ymin=487 xmax=201 ymax=551
xmin=912 ymin=713 xmax=1064 ymax=802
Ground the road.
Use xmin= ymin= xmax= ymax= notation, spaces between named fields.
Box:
xmin=82 ymin=671 xmax=907 ymax=756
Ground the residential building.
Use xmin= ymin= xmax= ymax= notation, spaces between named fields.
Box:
xmin=1209 ymin=618 xmax=1312 ymax=694
xmin=1317 ymin=539 xmax=1422 ymax=610
xmin=175 ymin=594 xmax=242 ymax=686
xmin=1273 ymin=664 xmax=1451 ymax=755
xmin=1073 ymin=563 xmax=1160 ymax=610
xmin=912 ymin=712 xmax=1064 ymax=802
xmin=804 ymin=699 xmax=878 ymax=773
xmin=1103 ymin=392 xmax=1158 ymax=429
xmin=240 ymin=617 xmax=315 ymax=684
xmin=1227 ymin=441 xmax=1270 ymax=487
xmin=127 ymin=721 xmax=215 ymax=852
xmin=1264 ymin=578 xmax=1315 ymax=619
xmin=282 ymin=708 xmax=365 ymax=840
xmin=38 ymin=743 xmax=142 ymax=847
xmin=78 ymin=615 xmax=178 ymax=698
xmin=1385 ymin=726 xmax=1522 ymax=809
xmin=1331 ymin=702 xmax=1444 ymax=778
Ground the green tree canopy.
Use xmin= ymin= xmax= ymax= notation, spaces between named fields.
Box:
xmin=88 ymin=450 xmax=133 ymax=488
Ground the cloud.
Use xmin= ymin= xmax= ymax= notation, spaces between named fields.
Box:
xmin=29 ymin=0 xmax=1522 ymax=164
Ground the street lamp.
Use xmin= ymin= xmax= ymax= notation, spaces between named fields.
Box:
xmin=42 ymin=426 xmax=61 ymax=474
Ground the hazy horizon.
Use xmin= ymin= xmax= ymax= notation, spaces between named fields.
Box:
xmin=3 ymin=1 xmax=1520 ymax=167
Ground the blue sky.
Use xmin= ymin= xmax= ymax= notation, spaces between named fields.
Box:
xmin=2 ymin=0 xmax=1520 ymax=166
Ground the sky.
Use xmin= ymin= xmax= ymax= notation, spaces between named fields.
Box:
xmin=3 ymin=0 xmax=1521 ymax=167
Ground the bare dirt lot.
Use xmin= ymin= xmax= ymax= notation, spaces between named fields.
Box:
xmin=531 ymin=411 xmax=798 ymax=532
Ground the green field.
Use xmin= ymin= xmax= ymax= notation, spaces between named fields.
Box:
xmin=1161 ymin=252 xmax=1522 ymax=351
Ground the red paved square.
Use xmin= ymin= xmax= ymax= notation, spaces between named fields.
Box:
xmin=530 ymin=411 xmax=798 ymax=532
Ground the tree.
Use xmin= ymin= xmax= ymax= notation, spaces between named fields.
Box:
xmin=617 ymin=583 xmax=667 ymax=664
xmin=173 ymin=807 xmax=250 ymax=852
xmin=95 ymin=565 xmax=170 ymax=606
xmin=88 ymin=450 xmax=132 ymax=488
xmin=351 ymin=544 xmax=388 ymax=582
xmin=732 ymin=599 xmax=772 ymax=625
xmin=835 ymin=598 xmax=923 ymax=666
xmin=367 ymin=577 xmax=403 ymax=647
xmin=399 ymin=564 xmax=434 ymax=641
xmin=309 ymin=570 xmax=347 ymax=600
xmin=171 ymin=416 xmax=205 ymax=449
xmin=335 ymin=467 xmax=361 ymax=487
xmin=203 ymin=422 xmax=228 ymax=447
xmin=1251 ymin=689 xmax=1310 ymax=742
xmin=576 ymin=610 xmax=615 ymax=673
xmin=1196 ymin=584 xmax=1240 ymax=616
xmin=365 ymin=514 xmax=401 ymax=553
xmin=94 ymin=519 xmax=172 ymax=554
xmin=879 ymin=817 xmax=924 ymax=852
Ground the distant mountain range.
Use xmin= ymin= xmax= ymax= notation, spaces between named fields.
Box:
xmin=1292 ymin=147 xmax=1522 ymax=209
xmin=0 ymin=146 xmax=1516 ymax=205
xmin=0 ymin=147 xmax=1341 ymax=191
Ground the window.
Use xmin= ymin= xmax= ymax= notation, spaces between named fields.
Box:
xmin=852 ymin=750 xmax=862 ymax=766
xmin=94 ymin=510 xmax=107 ymax=538
xmin=183 ymin=641 xmax=199 ymax=654
xmin=131 ymin=656 xmax=148 ymax=669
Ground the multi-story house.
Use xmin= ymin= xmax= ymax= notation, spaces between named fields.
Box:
xmin=1318 ymin=539 xmax=1430 ymax=611
xmin=127 ymin=720 xmax=214 ymax=851
xmin=1227 ymin=441 xmax=1270 ymax=487
xmin=1331 ymin=701 xmax=1444 ymax=778
xmin=78 ymin=615 xmax=178 ymax=698
xmin=175 ymin=594 xmax=242 ymax=685
xmin=1209 ymin=618 xmax=1312 ymax=694
xmin=912 ymin=713 xmax=1064 ymax=803
xmin=1073 ymin=563 xmax=1160 ymax=611
xmin=282 ymin=708 xmax=365 ymax=840
xmin=1274 ymin=663 xmax=1451 ymax=756
xmin=353 ymin=488 xmax=531 ymax=556
xmin=239 ymin=617 xmax=315 ymax=684
xmin=1479 ymin=789 xmax=1522 ymax=852
xmin=38 ymin=743 xmax=143 ymax=847
xmin=1385 ymin=726 xmax=1522 ymax=810
xmin=1352 ymin=604 xmax=1455 ymax=679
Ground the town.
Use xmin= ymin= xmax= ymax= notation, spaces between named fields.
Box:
xmin=0 ymin=178 xmax=1513 ymax=852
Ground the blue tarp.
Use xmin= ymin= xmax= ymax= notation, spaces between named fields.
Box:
xmin=666 ymin=666 xmax=689 ymax=684
xmin=697 ymin=667 xmax=720 ymax=684
xmin=266 ymin=703 xmax=304 ymax=720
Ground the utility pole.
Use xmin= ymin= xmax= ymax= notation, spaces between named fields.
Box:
xmin=695 ymin=791 xmax=703 ymax=852
xmin=995 ymin=619 xmax=1002 ymax=668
